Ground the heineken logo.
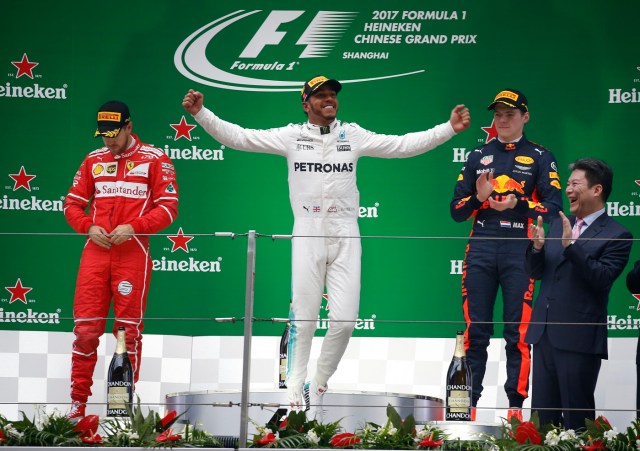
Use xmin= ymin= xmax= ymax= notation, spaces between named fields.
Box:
xmin=169 ymin=115 xmax=197 ymax=141
xmin=152 ymin=256 xmax=222 ymax=273
xmin=4 ymin=278 xmax=32 ymax=305
xmin=3 ymin=52 xmax=68 ymax=99
xmin=3 ymin=166 xmax=64 ymax=212
xmin=11 ymin=53 xmax=39 ymax=79
xmin=1 ymin=278 xmax=62 ymax=324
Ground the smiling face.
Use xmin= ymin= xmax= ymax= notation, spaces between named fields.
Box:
xmin=302 ymin=85 xmax=338 ymax=126
xmin=493 ymin=103 xmax=529 ymax=142
xmin=565 ymin=168 xmax=603 ymax=218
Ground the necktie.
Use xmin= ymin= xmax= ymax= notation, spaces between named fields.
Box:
xmin=572 ymin=218 xmax=584 ymax=240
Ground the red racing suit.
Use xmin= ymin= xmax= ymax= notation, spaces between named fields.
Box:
xmin=450 ymin=135 xmax=562 ymax=408
xmin=63 ymin=133 xmax=179 ymax=404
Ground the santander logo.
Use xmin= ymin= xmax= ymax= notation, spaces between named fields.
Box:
xmin=174 ymin=10 xmax=424 ymax=92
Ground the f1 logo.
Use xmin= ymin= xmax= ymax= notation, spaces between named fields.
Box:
xmin=239 ymin=10 xmax=357 ymax=58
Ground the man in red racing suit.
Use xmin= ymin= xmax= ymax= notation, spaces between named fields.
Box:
xmin=63 ymin=101 xmax=179 ymax=418
xmin=450 ymin=89 xmax=562 ymax=420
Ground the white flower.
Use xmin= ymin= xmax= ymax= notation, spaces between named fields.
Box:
xmin=264 ymin=428 xmax=273 ymax=435
xmin=5 ymin=423 xmax=23 ymax=439
xmin=307 ymin=429 xmax=320 ymax=445
xmin=560 ymin=429 xmax=577 ymax=441
xmin=34 ymin=408 xmax=47 ymax=429
xmin=604 ymin=428 xmax=618 ymax=441
xmin=545 ymin=430 xmax=560 ymax=446
xmin=361 ymin=424 xmax=374 ymax=433
xmin=388 ymin=427 xmax=398 ymax=435
xmin=416 ymin=428 xmax=431 ymax=440
xmin=128 ymin=432 xmax=139 ymax=440
xmin=635 ymin=438 xmax=640 ymax=450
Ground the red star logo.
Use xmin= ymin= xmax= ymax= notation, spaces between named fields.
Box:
xmin=167 ymin=227 xmax=194 ymax=253
xmin=11 ymin=53 xmax=39 ymax=79
xmin=481 ymin=119 xmax=499 ymax=143
xmin=5 ymin=278 xmax=33 ymax=305
xmin=170 ymin=116 xmax=197 ymax=141
xmin=633 ymin=294 xmax=640 ymax=310
xmin=9 ymin=166 xmax=37 ymax=191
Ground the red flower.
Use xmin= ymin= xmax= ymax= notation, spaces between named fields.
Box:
xmin=418 ymin=436 xmax=444 ymax=449
xmin=155 ymin=429 xmax=182 ymax=442
xmin=514 ymin=421 xmax=542 ymax=445
xmin=279 ymin=417 xmax=288 ymax=429
xmin=160 ymin=410 xmax=178 ymax=428
xmin=595 ymin=417 xmax=611 ymax=430
xmin=81 ymin=433 xmax=103 ymax=444
xmin=0 ymin=429 xmax=5 ymax=443
xmin=329 ymin=432 xmax=361 ymax=448
xmin=74 ymin=414 xmax=99 ymax=435
xmin=256 ymin=432 xmax=277 ymax=445
xmin=74 ymin=416 xmax=102 ymax=445
xmin=582 ymin=439 xmax=605 ymax=451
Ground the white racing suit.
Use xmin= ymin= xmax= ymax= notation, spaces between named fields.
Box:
xmin=193 ymin=107 xmax=456 ymax=403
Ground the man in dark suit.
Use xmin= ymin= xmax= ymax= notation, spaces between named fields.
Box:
xmin=626 ymin=261 xmax=640 ymax=416
xmin=526 ymin=158 xmax=632 ymax=430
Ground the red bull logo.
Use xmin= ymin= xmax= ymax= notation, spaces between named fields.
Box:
xmin=524 ymin=279 xmax=535 ymax=301
xmin=492 ymin=174 xmax=525 ymax=194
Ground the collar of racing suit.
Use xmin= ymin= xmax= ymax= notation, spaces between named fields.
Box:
xmin=112 ymin=133 xmax=140 ymax=159
xmin=305 ymin=120 xmax=339 ymax=135
xmin=495 ymin=134 xmax=526 ymax=152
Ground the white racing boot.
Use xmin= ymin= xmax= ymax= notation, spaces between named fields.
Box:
xmin=304 ymin=379 xmax=328 ymax=422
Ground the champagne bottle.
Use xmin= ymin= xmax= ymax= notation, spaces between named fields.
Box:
xmin=107 ymin=326 xmax=133 ymax=417
xmin=278 ymin=320 xmax=290 ymax=389
xmin=445 ymin=330 xmax=472 ymax=421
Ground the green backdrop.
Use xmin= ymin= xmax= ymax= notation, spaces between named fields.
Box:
xmin=1 ymin=0 xmax=639 ymax=338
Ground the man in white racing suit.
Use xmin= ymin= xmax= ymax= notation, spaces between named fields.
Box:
xmin=182 ymin=76 xmax=470 ymax=419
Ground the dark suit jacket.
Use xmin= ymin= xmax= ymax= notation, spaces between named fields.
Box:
xmin=627 ymin=260 xmax=640 ymax=294
xmin=525 ymin=213 xmax=632 ymax=358
xmin=626 ymin=260 xmax=640 ymax=366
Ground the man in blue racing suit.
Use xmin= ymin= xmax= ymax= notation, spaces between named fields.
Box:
xmin=450 ymin=89 xmax=563 ymax=420
xmin=183 ymin=76 xmax=470 ymax=420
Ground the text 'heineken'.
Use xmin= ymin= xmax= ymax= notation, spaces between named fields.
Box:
xmin=107 ymin=326 xmax=133 ymax=417
xmin=279 ymin=320 xmax=290 ymax=389
xmin=445 ymin=330 xmax=473 ymax=421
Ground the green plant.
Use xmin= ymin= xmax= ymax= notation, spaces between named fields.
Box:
xmin=0 ymin=407 xmax=84 ymax=446
xmin=2 ymin=400 xmax=640 ymax=450
xmin=100 ymin=397 xmax=222 ymax=448
xmin=251 ymin=409 xmax=345 ymax=448
xmin=357 ymin=404 xmax=420 ymax=449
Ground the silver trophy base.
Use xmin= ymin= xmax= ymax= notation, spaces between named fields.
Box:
xmin=165 ymin=389 xmax=444 ymax=435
